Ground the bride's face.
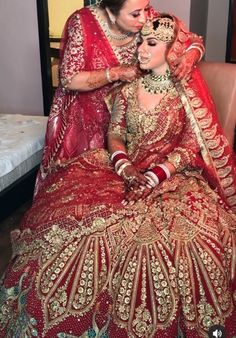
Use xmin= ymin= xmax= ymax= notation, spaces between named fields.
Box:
xmin=137 ymin=36 xmax=169 ymax=73
xmin=114 ymin=0 xmax=151 ymax=33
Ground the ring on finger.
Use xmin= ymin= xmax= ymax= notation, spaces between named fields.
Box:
xmin=128 ymin=176 xmax=136 ymax=183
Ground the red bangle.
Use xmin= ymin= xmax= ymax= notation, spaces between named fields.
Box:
xmin=151 ymin=166 xmax=167 ymax=182
xmin=112 ymin=153 xmax=128 ymax=165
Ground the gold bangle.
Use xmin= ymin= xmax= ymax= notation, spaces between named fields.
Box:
xmin=105 ymin=68 xmax=113 ymax=83
xmin=117 ymin=161 xmax=131 ymax=176
xmin=61 ymin=77 xmax=72 ymax=89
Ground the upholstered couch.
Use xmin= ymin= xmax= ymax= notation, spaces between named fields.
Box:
xmin=198 ymin=61 xmax=236 ymax=151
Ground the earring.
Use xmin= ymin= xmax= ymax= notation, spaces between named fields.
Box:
xmin=110 ymin=16 xmax=116 ymax=25
xmin=105 ymin=8 xmax=116 ymax=25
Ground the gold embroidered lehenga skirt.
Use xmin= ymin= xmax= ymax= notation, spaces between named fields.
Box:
xmin=0 ymin=149 xmax=236 ymax=338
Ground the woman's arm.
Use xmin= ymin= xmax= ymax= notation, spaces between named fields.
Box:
xmin=172 ymin=40 xmax=204 ymax=81
xmin=107 ymin=88 xmax=148 ymax=188
xmin=63 ymin=65 xmax=140 ymax=91
xmin=59 ymin=12 xmax=139 ymax=92
xmin=108 ymin=134 xmax=148 ymax=188
xmin=169 ymin=18 xmax=205 ymax=81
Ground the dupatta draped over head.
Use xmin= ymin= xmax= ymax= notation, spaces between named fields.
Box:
xmin=165 ymin=14 xmax=236 ymax=213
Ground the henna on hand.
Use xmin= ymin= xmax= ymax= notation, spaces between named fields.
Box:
xmin=86 ymin=70 xmax=110 ymax=89
xmin=121 ymin=164 xmax=148 ymax=187
xmin=110 ymin=65 xmax=140 ymax=83
xmin=171 ymin=49 xmax=199 ymax=81
xmin=122 ymin=185 xmax=153 ymax=205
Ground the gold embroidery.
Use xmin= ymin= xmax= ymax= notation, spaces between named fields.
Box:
xmin=204 ymin=124 xmax=218 ymax=139
xmin=60 ymin=13 xmax=85 ymax=82
xmin=199 ymin=116 xmax=213 ymax=129
xmin=214 ymin=155 xmax=230 ymax=168
xmin=6 ymin=173 xmax=236 ymax=335
xmin=224 ymin=187 xmax=236 ymax=197
xmin=218 ymin=166 xmax=233 ymax=178
xmin=194 ymin=107 xmax=208 ymax=118
xmin=176 ymin=81 xmax=236 ymax=211
xmin=206 ymin=135 xmax=222 ymax=149
xmin=221 ymin=177 xmax=234 ymax=188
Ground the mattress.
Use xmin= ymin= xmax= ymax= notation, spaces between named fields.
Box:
xmin=0 ymin=114 xmax=48 ymax=192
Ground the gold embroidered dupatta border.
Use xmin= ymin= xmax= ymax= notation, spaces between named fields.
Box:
xmin=164 ymin=14 xmax=236 ymax=213
xmin=176 ymin=79 xmax=236 ymax=213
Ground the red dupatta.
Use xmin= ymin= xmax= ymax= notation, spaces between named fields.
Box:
xmin=36 ymin=7 xmax=121 ymax=193
xmin=167 ymin=15 xmax=236 ymax=212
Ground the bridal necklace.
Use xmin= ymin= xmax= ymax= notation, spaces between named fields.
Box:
xmin=104 ymin=22 xmax=133 ymax=41
xmin=141 ymin=69 xmax=174 ymax=94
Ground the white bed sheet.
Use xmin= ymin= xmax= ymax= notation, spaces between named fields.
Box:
xmin=0 ymin=114 xmax=48 ymax=192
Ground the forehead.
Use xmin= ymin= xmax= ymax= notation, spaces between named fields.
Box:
xmin=140 ymin=35 xmax=168 ymax=47
xmin=121 ymin=0 xmax=150 ymax=12
xmin=141 ymin=35 xmax=158 ymax=40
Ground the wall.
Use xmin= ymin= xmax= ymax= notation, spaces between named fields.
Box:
xmin=190 ymin=0 xmax=208 ymax=42
xmin=205 ymin=0 xmax=229 ymax=61
xmin=0 ymin=0 xmax=43 ymax=116
xmin=151 ymin=0 xmax=191 ymax=27
xmin=152 ymin=0 xmax=229 ymax=62
xmin=48 ymin=0 xmax=84 ymax=38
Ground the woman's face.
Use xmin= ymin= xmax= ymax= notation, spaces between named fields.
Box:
xmin=138 ymin=36 xmax=169 ymax=73
xmin=115 ymin=0 xmax=151 ymax=33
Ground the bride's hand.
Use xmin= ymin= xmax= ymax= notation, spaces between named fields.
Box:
xmin=122 ymin=185 xmax=153 ymax=205
xmin=120 ymin=164 xmax=148 ymax=188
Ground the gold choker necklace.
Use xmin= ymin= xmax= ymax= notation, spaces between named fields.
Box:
xmin=141 ymin=70 xmax=174 ymax=94
xmin=104 ymin=22 xmax=132 ymax=40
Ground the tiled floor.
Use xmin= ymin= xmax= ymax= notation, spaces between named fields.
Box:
xmin=0 ymin=200 xmax=31 ymax=277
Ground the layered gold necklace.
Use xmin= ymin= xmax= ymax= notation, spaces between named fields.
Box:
xmin=141 ymin=69 xmax=174 ymax=94
xmin=104 ymin=22 xmax=133 ymax=41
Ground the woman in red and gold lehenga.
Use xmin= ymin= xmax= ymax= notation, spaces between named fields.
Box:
xmin=1 ymin=10 xmax=236 ymax=338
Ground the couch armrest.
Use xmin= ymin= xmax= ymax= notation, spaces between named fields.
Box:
xmin=198 ymin=61 xmax=236 ymax=150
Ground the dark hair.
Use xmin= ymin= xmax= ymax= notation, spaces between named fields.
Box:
xmin=153 ymin=14 xmax=174 ymax=30
xmin=99 ymin=0 xmax=127 ymax=15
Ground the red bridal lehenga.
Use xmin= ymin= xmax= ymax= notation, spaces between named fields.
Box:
xmin=0 ymin=67 xmax=236 ymax=338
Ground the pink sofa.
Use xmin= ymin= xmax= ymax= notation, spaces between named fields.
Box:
xmin=198 ymin=61 xmax=236 ymax=150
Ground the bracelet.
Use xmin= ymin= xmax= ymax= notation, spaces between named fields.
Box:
xmin=151 ymin=164 xmax=171 ymax=180
xmin=105 ymin=68 xmax=113 ymax=83
xmin=61 ymin=76 xmax=72 ymax=89
xmin=111 ymin=150 xmax=130 ymax=174
xmin=115 ymin=158 xmax=129 ymax=172
xmin=117 ymin=161 xmax=132 ymax=176
xmin=144 ymin=172 xmax=159 ymax=187
xmin=186 ymin=44 xmax=204 ymax=63
xmin=145 ymin=164 xmax=171 ymax=188
xmin=111 ymin=150 xmax=127 ymax=162
xmin=112 ymin=152 xmax=128 ymax=165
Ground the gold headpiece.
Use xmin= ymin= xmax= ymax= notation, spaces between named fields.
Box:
xmin=141 ymin=17 xmax=175 ymax=43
